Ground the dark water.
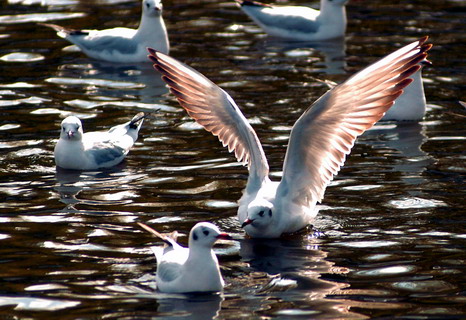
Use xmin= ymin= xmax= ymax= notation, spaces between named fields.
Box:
xmin=1 ymin=0 xmax=466 ymax=318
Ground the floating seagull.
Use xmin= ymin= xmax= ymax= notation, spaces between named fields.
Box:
xmin=138 ymin=222 xmax=232 ymax=293
xmin=54 ymin=113 xmax=145 ymax=170
xmin=235 ymin=0 xmax=349 ymax=41
xmin=381 ymin=68 xmax=427 ymax=121
xmin=148 ymin=37 xmax=431 ymax=238
xmin=41 ymin=0 xmax=169 ymax=62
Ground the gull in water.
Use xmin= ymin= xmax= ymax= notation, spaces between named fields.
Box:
xmin=235 ymin=0 xmax=349 ymax=41
xmin=54 ymin=113 xmax=145 ymax=170
xmin=41 ymin=0 xmax=169 ymax=62
xmin=381 ymin=68 xmax=427 ymax=121
xmin=138 ymin=222 xmax=232 ymax=293
xmin=148 ymin=37 xmax=431 ymax=238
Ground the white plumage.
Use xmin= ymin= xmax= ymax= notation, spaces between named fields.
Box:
xmin=148 ymin=37 xmax=431 ymax=238
xmin=138 ymin=222 xmax=232 ymax=293
xmin=54 ymin=113 xmax=145 ymax=170
xmin=236 ymin=0 xmax=349 ymax=41
xmin=41 ymin=0 xmax=169 ymax=62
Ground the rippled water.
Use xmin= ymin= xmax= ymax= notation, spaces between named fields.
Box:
xmin=1 ymin=0 xmax=465 ymax=318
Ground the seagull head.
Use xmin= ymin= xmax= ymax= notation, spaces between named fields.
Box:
xmin=189 ymin=222 xmax=232 ymax=249
xmin=242 ymin=201 xmax=274 ymax=230
xmin=143 ymin=0 xmax=163 ymax=16
xmin=60 ymin=116 xmax=83 ymax=141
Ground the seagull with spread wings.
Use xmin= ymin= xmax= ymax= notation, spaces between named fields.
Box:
xmin=148 ymin=37 xmax=431 ymax=238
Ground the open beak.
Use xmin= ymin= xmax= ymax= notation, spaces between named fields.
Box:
xmin=241 ymin=218 xmax=254 ymax=228
xmin=216 ymin=233 xmax=232 ymax=240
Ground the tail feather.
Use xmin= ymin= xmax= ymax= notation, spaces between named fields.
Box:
xmin=39 ymin=22 xmax=88 ymax=37
xmin=235 ymin=0 xmax=271 ymax=8
xmin=137 ymin=222 xmax=178 ymax=247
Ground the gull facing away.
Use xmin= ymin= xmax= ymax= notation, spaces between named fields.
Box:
xmin=381 ymin=68 xmax=427 ymax=121
xmin=54 ymin=113 xmax=145 ymax=170
xmin=41 ymin=0 xmax=169 ymax=63
xmin=235 ymin=0 xmax=349 ymax=41
xmin=148 ymin=37 xmax=431 ymax=238
xmin=138 ymin=222 xmax=232 ymax=293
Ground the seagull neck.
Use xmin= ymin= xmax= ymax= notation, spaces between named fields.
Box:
xmin=61 ymin=137 xmax=83 ymax=145
xmin=136 ymin=13 xmax=166 ymax=38
xmin=245 ymin=173 xmax=270 ymax=194
xmin=319 ymin=0 xmax=347 ymax=25
xmin=186 ymin=245 xmax=215 ymax=264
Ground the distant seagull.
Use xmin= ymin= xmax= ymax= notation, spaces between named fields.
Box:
xmin=41 ymin=0 xmax=169 ymax=62
xmin=54 ymin=113 xmax=145 ymax=170
xmin=381 ymin=68 xmax=428 ymax=121
xmin=235 ymin=0 xmax=349 ymax=41
xmin=138 ymin=222 xmax=232 ymax=293
xmin=148 ymin=37 xmax=431 ymax=238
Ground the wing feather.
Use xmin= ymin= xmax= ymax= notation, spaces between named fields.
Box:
xmin=278 ymin=37 xmax=431 ymax=207
xmin=148 ymin=49 xmax=269 ymax=182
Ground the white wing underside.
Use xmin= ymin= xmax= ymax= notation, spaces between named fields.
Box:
xmin=148 ymin=37 xmax=430 ymax=214
xmin=149 ymin=50 xmax=269 ymax=184
xmin=277 ymin=38 xmax=431 ymax=208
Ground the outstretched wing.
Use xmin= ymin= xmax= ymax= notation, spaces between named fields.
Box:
xmin=148 ymin=49 xmax=269 ymax=183
xmin=277 ymin=37 xmax=431 ymax=207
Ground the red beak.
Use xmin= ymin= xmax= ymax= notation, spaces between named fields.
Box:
xmin=241 ymin=218 xmax=254 ymax=228
xmin=216 ymin=233 xmax=232 ymax=240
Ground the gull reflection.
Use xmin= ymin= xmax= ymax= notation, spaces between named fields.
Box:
xmin=155 ymin=293 xmax=223 ymax=320
xmin=54 ymin=163 xmax=139 ymax=208
xmin=259 ymin=37 xmax=347 ymax=75
xmin=50 ymin=59 xmax=169 ymax=109
xmin=239 ymin=236 xmax=330 ymax=276
xmin=239 ymin=236 xmax=355 ymax=317
xmin=363 ymin=122 xmax=433 ymax=185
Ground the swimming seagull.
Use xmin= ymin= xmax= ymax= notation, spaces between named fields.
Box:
xmin=138 ymin=222 xmax=232 ymax=293
xmin=148 ymin=37 xmax=431 ymax=238
xmin=235 ymin=0 xmax=349 ymax=41
xmin=381 ymin=68 xmax=427 ymax=121
xmin=54 ymin=113 xmax=145 ymax=170
xmin=41 ymin=0 xmax=169 ymax=63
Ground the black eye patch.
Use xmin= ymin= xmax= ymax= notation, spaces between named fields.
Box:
xmin=258 ymin=210 xmax=265 ymax=217
xmin=203 ymin=230 xmax=209 ymax=236
xmin=268 ymin=210 xmax=272 ymax=217
xmin=193 ymin=232 xmax=198 ymax=240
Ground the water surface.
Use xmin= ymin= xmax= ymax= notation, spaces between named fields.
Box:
xmin=1 ymin=0 xmax=465 ymax=318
